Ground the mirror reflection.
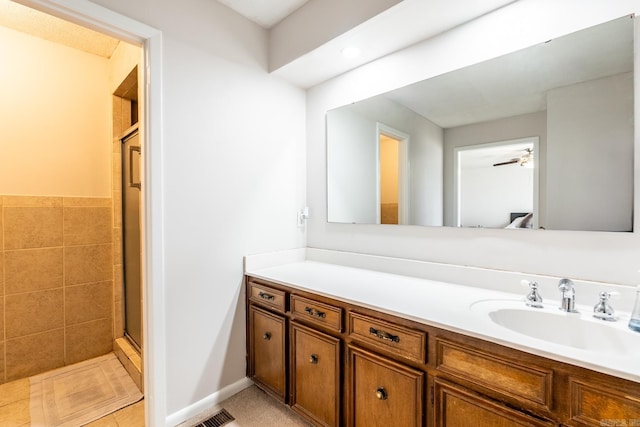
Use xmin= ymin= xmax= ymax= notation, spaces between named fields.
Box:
xmin=326 ymin=16 xmax=634 ymax=232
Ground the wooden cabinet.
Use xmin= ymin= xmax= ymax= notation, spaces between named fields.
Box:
xmin=348 ymin=345 xmax=424 ymax=427
xmin=435 ymin=338 xmax=553 ymax=414
xmin=433 ymin=378 xmax=555 ymax=427
xmin=568 ymin=377 xmax=640 ymax=426
xmin=291 ymin=322 xmax=341 ymax=427
xmin=248 ymin=304 xmax=287 ymax=401
xmin=245 ymin=275 xmax=640 ymax=427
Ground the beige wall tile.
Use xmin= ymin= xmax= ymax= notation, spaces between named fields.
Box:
xmin=63 ymin=197 xmax=111 ymax=207
xmin=3 ymin=207 xmax=63 ymax=250
xmin=113 ymin=264 xmax=123 ymax=301
xmin=64 ymin=244 xmax=113 ymax=285
xmin=112 ymin=96 xmax=124 ymax=138
xmin=0 ymin=342 xmax=4 ymax=384
xmin=112 ymin=191 xmax=122 ymax=228
xmin=0 ymin=207 xmax=3 ymax=253
xmin=114 ymin=301 xmax=124 ymax=338
xmin=65 ymin=318 xmax=112 ymax=365
xmin=4 ymin=248 xmax=63 ymax=294
xmin=113 ymin=229 xmax=122 ymax=265
xmin=112 ymin=153 xmax=122 ymax=191
xmin=2 ymin=196 xmax=62 ymax=207
xmin=5 ymin=329 xmax=64 ymax=381
xmin=63 ymin=207 xmax=112 ymax=246
xmin=65 ymin=281 xmax=112 ymax=326
xmin=0 ymin=302 xmax=4 ymax=343
xmin=0 ymin=252 xmax=4 ymax=292
xmin=5 ymin=289 xmax=64 ymax=339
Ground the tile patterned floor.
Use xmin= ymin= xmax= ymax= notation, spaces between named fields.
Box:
xmin=0 ymin=377 xmax=145 ymax=427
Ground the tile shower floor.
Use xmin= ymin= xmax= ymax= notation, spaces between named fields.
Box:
xmin=0 ymin=379 xmax=309 ymax=426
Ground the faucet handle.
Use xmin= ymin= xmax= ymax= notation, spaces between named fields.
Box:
xmin=593 ymin=291 xmax=618 ymax=321
xmin=558 ymin=278 xmax=574 ymax=293
xmin=521 ymin=280 xmax=543 ymax=308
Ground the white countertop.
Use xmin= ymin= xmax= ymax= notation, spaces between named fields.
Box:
xmin=246 ymin=258 xmax=640 ymax=383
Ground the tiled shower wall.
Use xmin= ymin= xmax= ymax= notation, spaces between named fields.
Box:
xmin=0 ymin=195 xmax=113 ymax=383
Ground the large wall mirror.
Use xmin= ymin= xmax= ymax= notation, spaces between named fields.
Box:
xmin=326 ymin=16 xmax=635 ymax=232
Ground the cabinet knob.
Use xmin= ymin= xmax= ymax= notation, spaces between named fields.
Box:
xmin=309 ymin=354 xmax=319 ymax=364
xmin=375 ymin=387 xmax=388 ymax=400
xmin=263 ymin=332 xmax=271 ymax=341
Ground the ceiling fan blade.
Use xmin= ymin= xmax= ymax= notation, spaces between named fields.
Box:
xmin=493 ymin=159 xmax=519 ymax=167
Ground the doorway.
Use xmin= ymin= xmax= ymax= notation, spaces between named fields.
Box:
xmin=10 ymin=0 xmax=164 ymax=424
xmin=376 ymin=123 xmax=410 ymax=224
xmin=454 ymin=137 xmax=539 ymax=228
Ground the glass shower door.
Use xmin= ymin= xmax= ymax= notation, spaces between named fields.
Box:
xmin=122 ymin=127 xmax=142 ymax=350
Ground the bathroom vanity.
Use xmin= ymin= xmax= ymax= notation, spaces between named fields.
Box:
xmin=245 ymin=252 xmax=640 ymax=427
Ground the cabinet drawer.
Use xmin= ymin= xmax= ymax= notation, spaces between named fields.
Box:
xmin=248 ymin=280 xmax=287 ymax=313
xmin=249 ymin=305 xmax=287 ymax=401
xmin=348 ymin=312 xmax=427 ymax=363
xmin=569 ymin=378 xmax=640 ymax=426
xmin=291 ymin=295 xmax=343 ymax=332
xmin=348 ymin=345 xmax=424 ymax=427
xmin=435 ymin=339 xmax=553 ymax=411
xmin=434 ymin=378 xmax=555 ymax=427
xmin=291 ymin=323 xmax=341 ymax=427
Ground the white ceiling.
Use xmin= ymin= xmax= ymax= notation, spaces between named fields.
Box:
xmin=385 ymin=15 xmax=633 ymax=128
xmin=218 ymin=0 xmax=517 ymax=88
xmin=215 ymin=0 xmax=309 ymax=28
xmin=0 ymin=0 xmax=119 ymax=58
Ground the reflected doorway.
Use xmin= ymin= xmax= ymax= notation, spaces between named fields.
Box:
xmin=377 ymin=123 xmax=410 ymax=224
xmin=454 ymin=137 xmax=539 ymax=229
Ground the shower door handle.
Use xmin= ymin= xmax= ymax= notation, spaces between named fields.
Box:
xmin=129 ymin=146 xmax=141 ymax=189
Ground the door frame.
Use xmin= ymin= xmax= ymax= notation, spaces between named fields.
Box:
xmin=453 ymin=136 xmax=539 ymax=229
xmin=14 ymin=1 xmax=166 ymax=425
xmin=376 ymin=123 xmax=410 ymax=225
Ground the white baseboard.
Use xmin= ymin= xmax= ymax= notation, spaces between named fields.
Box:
xmin=165 ymin=377 xmax=253 ymax=427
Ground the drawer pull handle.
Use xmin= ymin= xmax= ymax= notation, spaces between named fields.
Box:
xmin=263 ymin=332 xmax=271 ymax=341
xmin=258 ymin=292 xmax=275 ymax=301
xmin=309 ymin=354 xmax=319 ymax=364
xmin=375 ymin=387 xmax=388 ymax=400
xmin=369 ymin=327 xmax=400 ymax=343
xmin=304 ymin=306 xmax=326 ymax=318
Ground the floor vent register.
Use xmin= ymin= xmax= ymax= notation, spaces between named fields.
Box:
xmin=194 ymin=408 xmax=235 ymax=427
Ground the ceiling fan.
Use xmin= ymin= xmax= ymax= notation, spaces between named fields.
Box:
xmin=493 ymin=148 xmax=533 ymax=167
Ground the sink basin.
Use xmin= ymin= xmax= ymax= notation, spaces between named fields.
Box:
xmin=470 ymin=299 xmax=640 ymax=354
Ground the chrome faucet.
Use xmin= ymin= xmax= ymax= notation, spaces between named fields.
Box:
xmin=558 ymin=278 xmax=578 ymax=313
xmin=523 ymin=280 xmax=543 ymax=308
xmin=593 ymin=291 xmax=617 ymax=321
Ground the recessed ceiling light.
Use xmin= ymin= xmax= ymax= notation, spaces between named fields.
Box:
xmin=341 ymin=46 xmax=361 ymax=59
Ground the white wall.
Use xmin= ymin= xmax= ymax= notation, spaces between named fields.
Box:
xmin=327 ymin=96 xmax=443 ymax=226
xmin=0 ymin=25 xmax=110 ymax=197
xmin=459 ymin=163 xmax=533 ymax=228
xmin=326 ymin=108 xmax=378 ymax=223
xmin=87 ymin=0 xmax=307 ymax=419
xmin=546 ymin=72 xmax=633 ymax=231
xmin=306 ymin=0 xmax=640 ymax=287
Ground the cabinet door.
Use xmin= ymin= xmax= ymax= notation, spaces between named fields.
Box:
xmin=433 ymin=378 xmax=555 ymax=427
xmin=349 ymin=345 xmax=424 ymax=427
xmin=249 ymin=305 xmax=287 ymax=401
xmin=291 ymin=323 xmax=341 ymax=427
